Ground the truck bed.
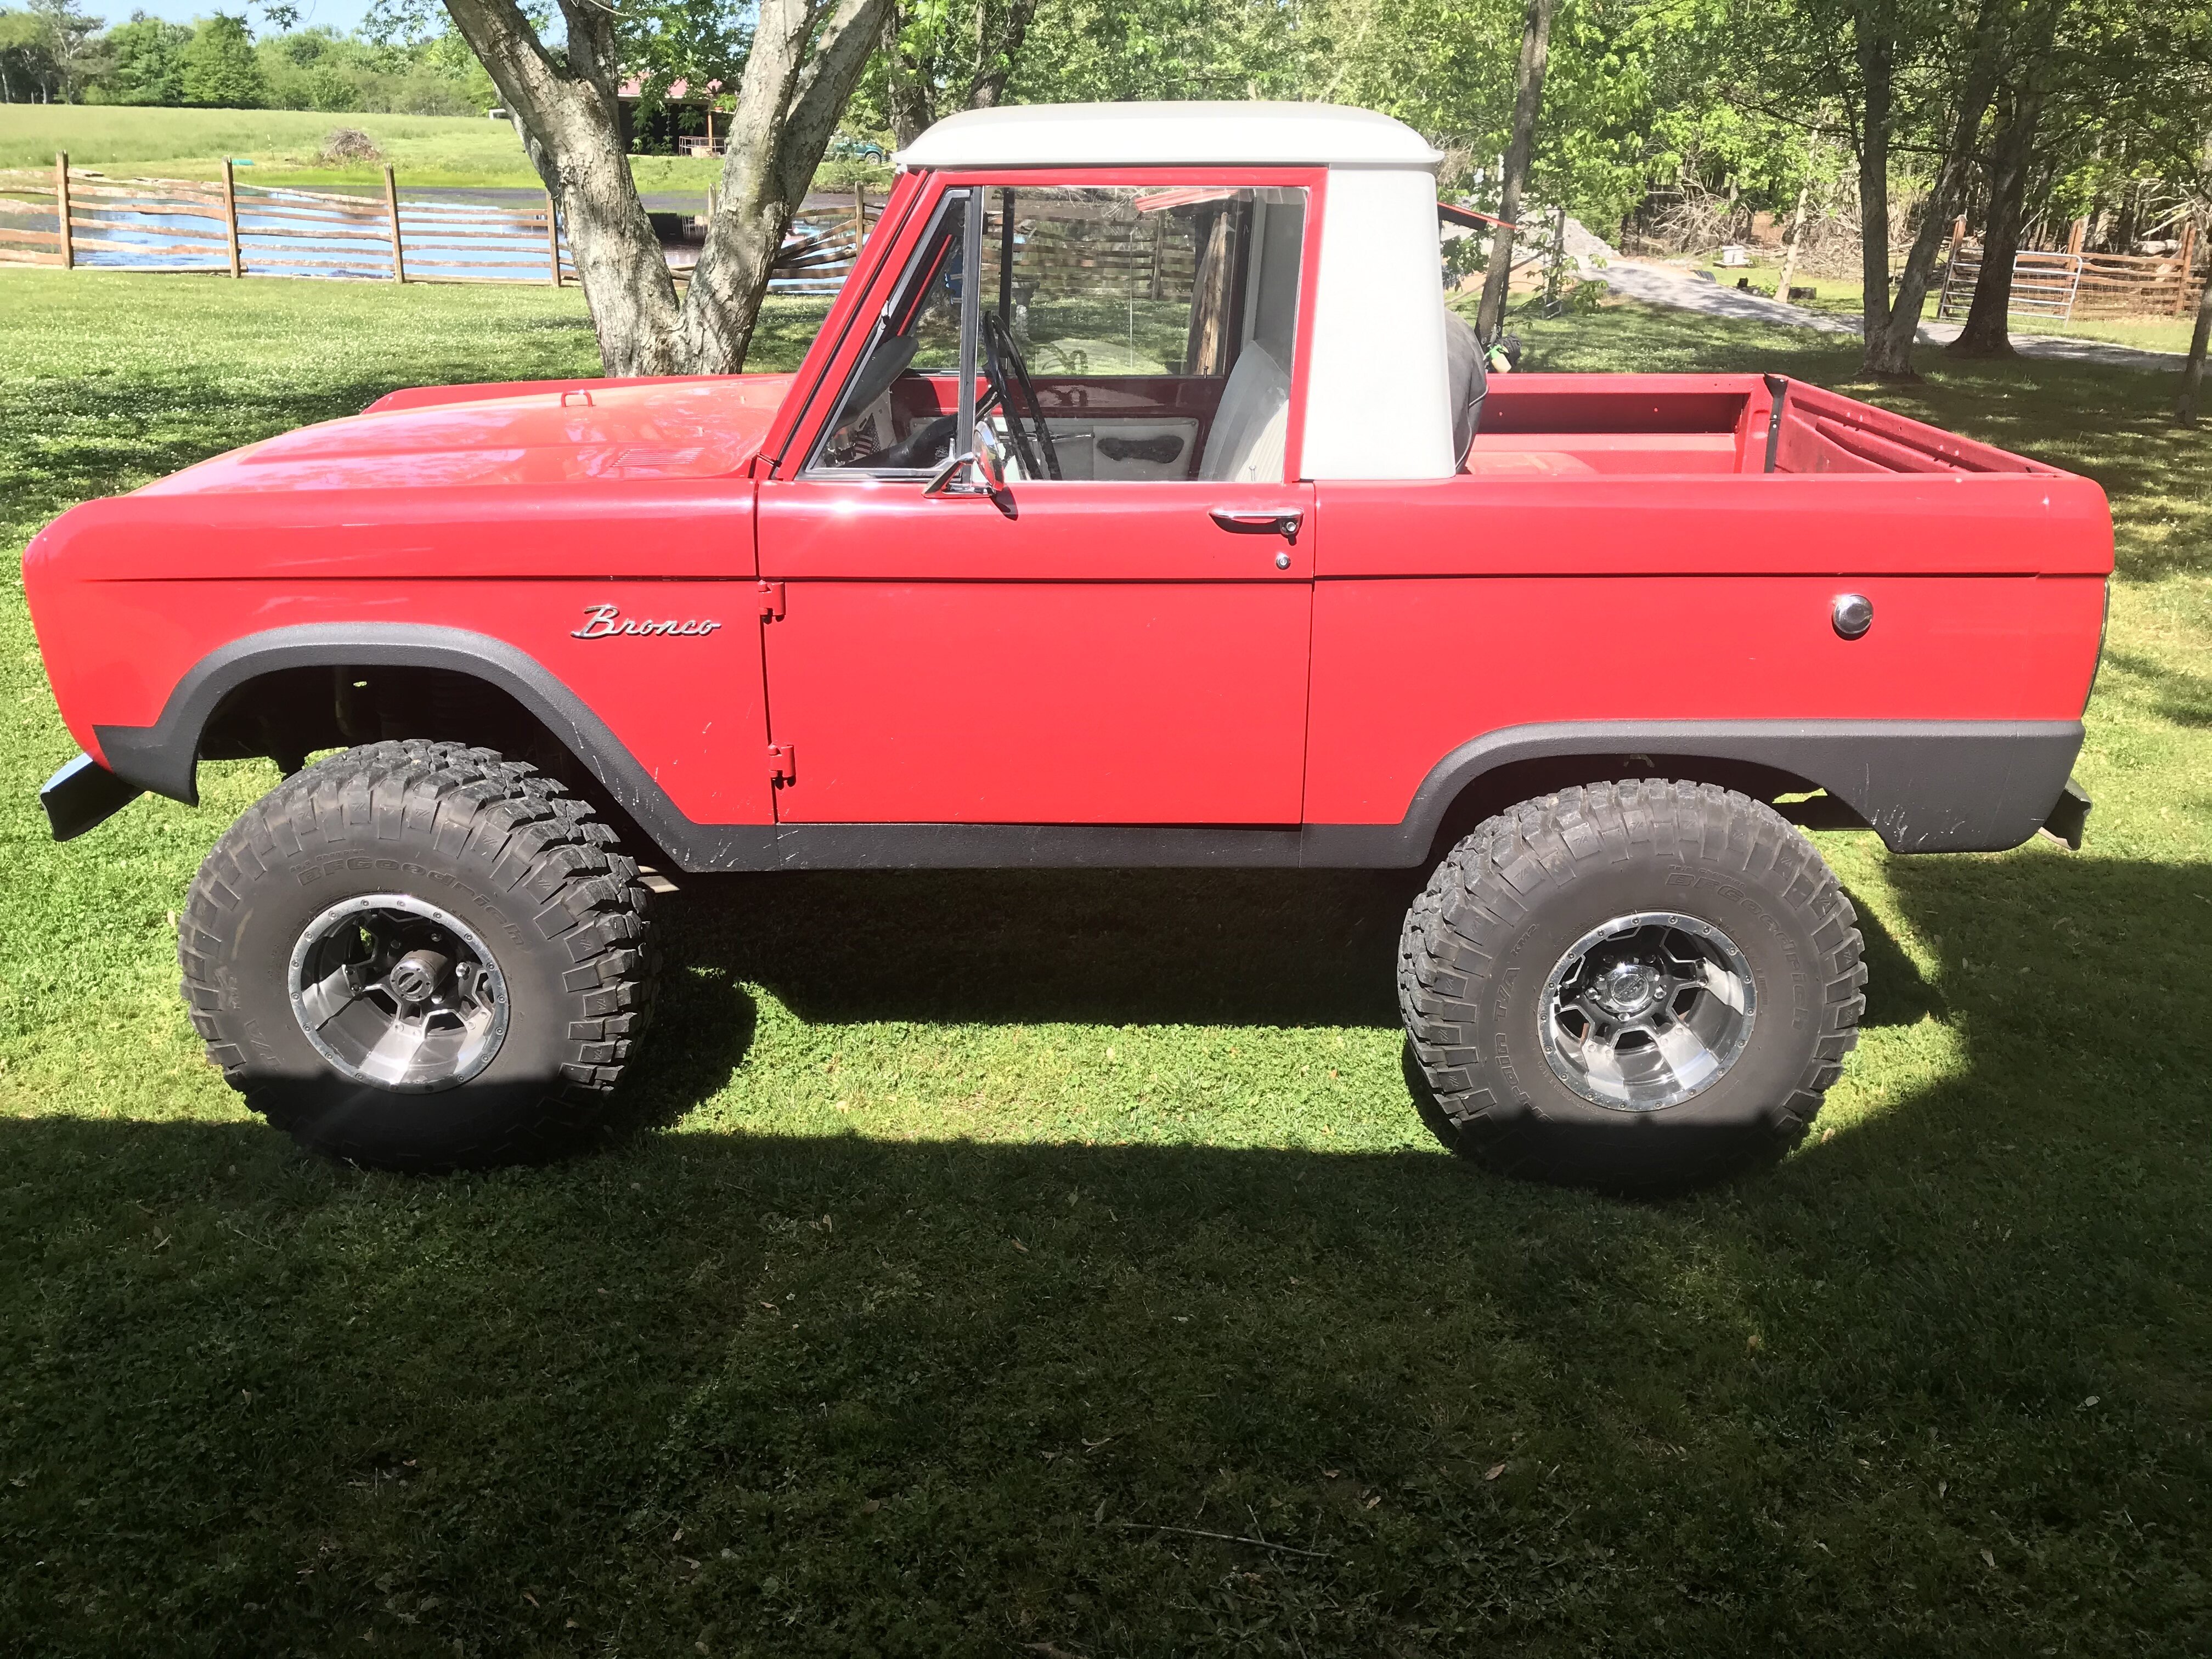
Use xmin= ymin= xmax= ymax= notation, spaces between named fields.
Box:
xmin=1465 ymin=373 xmax=2050 ymax=478
xmin=1305 ymin=370 xmax=2111 ymax=851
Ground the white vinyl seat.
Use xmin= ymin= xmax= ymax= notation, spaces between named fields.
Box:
xmin=1199 ymin=343 xmax=1292 ymax=483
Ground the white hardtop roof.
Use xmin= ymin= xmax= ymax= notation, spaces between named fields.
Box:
xmin=895 ymin=101 xmax=1443 ymax=171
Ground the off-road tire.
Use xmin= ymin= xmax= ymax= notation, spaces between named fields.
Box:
xmin=1398 ymin=780 xmax=1864 ymax=1194
xmin=178 ymin=741 xmax=658 ymax=1170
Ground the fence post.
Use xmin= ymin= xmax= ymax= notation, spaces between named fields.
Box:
xmin=54 ymin=151 xmax=72 ymax=270
xmin=2067 ymin=217 xmax=2086 ymax=256
xmin=2177 ymin=222 xmax=2199 ymax=317
xmin=853 ymin=182 xmax=866 ymax=245
xmin=221 ymin=159 xmax=242 ymax=278
xmin=383 ymin=165 xmax=406 ymax=284
xmin=545 ymin=189 xmax=561 ymax=286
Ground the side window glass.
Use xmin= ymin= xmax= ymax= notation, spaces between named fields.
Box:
xmin=811 ymin=191 xmax=969 ymax=473
xmin=806 ymin=182 xmax=1307 ymax=484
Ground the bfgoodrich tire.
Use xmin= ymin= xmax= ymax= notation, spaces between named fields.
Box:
xmin=1398 ymin=780 xmax=1864 ymax=1194
xmin=178 ymin=742 xmax=657 ymax=1171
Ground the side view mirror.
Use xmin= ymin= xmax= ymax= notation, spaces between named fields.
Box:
xmin=973 ymin=435 xmax=1007 ymax=491
xmin=923 ymin=435 xmax=1007 ymax=499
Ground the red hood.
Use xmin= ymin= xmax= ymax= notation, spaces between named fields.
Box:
xmin=134 ymin=374 xmax=795 ymax=495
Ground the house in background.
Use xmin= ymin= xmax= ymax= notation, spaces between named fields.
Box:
xmin=616 ymin=77 xmax=727 ymax=157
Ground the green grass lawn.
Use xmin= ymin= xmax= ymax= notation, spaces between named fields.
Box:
xmin=0 ymin=104 xmax=862 ymax=198
xmin=0 ymin=103 xmax=537 ymax=187
xmin=1685 ymin=256 xmax=2198 ymax=354
xmin=2 ymin=268 xmax=2209 ymax=1655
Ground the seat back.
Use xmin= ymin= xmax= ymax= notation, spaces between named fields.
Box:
xmin=1442 ymin=309 xmax=1487 ymax=466
xmin=1199 ymin=343 xmax=1292 ymax=483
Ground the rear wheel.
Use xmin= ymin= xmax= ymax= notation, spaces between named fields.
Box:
xmin=1398 ymin=780 xmax=1864 ymax=1193
xmin=178 ymin=741 xmax=657 ymax=1170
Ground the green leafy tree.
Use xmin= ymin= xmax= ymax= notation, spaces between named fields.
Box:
xmin=179 ymin=12 xmax=270 ymax=108
xmin=1006 ymin=0 xmax=1308 ymax=103
xmin=94 ymin=12 xmax=190 ymax=104
xmin=1 ymin=0 xmax=100 ymax=100
xmin=617 ymin=0 xmax=751 ymax=134
xmin=871 ymin=0 xmax=1042 ymax=149
xmin=0 ymin=9 xmax=63 ymax=102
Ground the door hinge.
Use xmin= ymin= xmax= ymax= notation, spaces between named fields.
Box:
xmin=757 ymin=580 xmax=786 ymax=622
xmin=767 ymin=742 xmax=797 ymax=785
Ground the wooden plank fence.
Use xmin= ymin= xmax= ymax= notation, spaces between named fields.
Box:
xmin=0 ymin=155 xmax=874 ymax=295
xmin=1937 ymin=219 xmax=2200 ymax=322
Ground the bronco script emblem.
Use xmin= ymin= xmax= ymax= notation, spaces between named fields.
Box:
xmin=572 ymin=603 xmax=722 ymax=640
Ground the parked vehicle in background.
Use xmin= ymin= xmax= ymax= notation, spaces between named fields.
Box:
xmin=25 ymin=103 xmax=2111 ymax=1192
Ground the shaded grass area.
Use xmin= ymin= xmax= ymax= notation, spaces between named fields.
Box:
xmin=2 ymin=272 xmax=2209 ymax=1655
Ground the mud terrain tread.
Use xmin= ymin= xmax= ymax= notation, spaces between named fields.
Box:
xmin=177 ymin=741 xmax=657 ymax=1167
xmin=1397 ymin=779 xmax=1865 ymax=1187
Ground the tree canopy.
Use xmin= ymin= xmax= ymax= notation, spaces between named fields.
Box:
xmin=7 ymin=0 xmax=2200 ymax=383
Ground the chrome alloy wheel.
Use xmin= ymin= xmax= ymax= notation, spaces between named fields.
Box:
xmin=287 ymin=894 xmax=510 ymax=1092
xmin=1537 ymin=911 xmax=1757 ymax=1112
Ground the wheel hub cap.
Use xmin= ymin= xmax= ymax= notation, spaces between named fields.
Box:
xmin=287 ymin=894 xmax=509 ymax=1092
xmin=1537 ymin=911 xmax=1757 ymax=1113
xmin=1589 ymin=960 xmax=1661 ymax=1017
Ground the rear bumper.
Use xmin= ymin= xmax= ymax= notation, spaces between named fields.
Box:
xmin=41 ymin=753 xmax=143 ymax=841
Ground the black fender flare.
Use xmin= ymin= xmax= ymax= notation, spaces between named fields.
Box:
xmin=1294 ymin=718 xmax=2086 ymax=864
xmin=92 ymin=623 xmax=775 ymax=869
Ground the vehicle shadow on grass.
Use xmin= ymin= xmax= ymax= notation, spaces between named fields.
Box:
xmin=643 ymin=864 xmax=1936 ymax=1046
xmin=1 ymin=858 xmax=2204 ymax=1654
xmin=608 ymin=864 xmax=1942 ymax=1149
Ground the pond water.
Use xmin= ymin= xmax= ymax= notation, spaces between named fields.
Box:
xmin=44 ymin=186 xmax=856 ymax=293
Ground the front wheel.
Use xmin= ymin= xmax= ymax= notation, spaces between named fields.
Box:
xmin=1398 ymin=780 xmax=1865 ymax=1194
xmin=178 ymin=742 xmax=658 ymax=1170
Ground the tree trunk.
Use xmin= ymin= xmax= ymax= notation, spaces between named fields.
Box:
xmin=1773 ymin=185 xmax=1809 ymax=306
xmin=444 ymin=0 xmax=684 ymax=374
xmin=1851 ymin=4 xmax=1895 ymax=349
xmin=1947 ymin=84 xmax=2044 ymax=358
xmin=2177 ymin=251 xmax=2212 ymax=426
xmin=443 ymin=0 xmax=889 ymax=378
xmin=1476 ymin=0 xmax=1560 ymax=342
xmin=1862 ymin=0 xmax=2006 ymax=379
xmin=881 ymin=7 xmax=934 ymax=149
xmin=967 ymin=0 xmax=1041 ymax=111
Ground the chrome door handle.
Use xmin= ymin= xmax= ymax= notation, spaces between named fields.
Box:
xmin=1210 ymin=507 xmax=1302 ymax=541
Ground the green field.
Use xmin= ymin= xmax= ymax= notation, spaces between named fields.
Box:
xmin=0 ymin=103 xmax=816 ymax=196
xmin=2 ymin=267 xmax=2208 ymax=1655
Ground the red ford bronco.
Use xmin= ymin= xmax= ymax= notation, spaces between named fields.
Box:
xmin=24 ymin=104 xmax=2111 ymax=1190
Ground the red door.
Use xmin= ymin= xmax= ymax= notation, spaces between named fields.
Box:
xmin=754 ymin=477 xmax=1314 ymax=825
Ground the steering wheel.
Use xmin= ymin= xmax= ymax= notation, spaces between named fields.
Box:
xmin=980 ymin=312 xmax=1062 ymax=482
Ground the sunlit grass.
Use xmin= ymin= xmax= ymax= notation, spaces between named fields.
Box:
xmin=0 ymin=106 xmax=864 ymax=197
xmin=1683 ymin=256 xmax=2197 ymax=354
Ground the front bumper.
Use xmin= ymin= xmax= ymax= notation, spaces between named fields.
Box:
xmin=41 ymin=753 xmax=144 ymax=841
